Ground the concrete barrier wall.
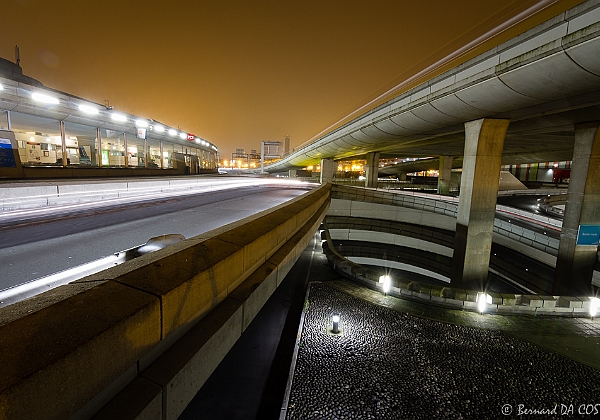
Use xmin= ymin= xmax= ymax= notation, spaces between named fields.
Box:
xmin=0 ymin=177 xmax=290 ymax=210
xmin=0 ymin=183 xmax=331 ymax=420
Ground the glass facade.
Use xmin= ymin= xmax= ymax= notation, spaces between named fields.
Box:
xmin=4 ymin=111 xmax=218 ymax=170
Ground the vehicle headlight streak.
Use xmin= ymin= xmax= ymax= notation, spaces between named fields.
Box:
xmin=0 ymin=254 xmax=123 ymax=308
xmin=0 ymin=178 xmax=314 ymax=306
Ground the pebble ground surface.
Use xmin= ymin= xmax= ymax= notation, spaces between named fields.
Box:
xmin=284 ymin=283 xmax=600 ymax=419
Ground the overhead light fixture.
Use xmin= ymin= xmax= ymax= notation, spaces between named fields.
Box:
xmin=168 ymin=129 xmax=177 ymax=136
xmin=178 ymin=132 xmax=186 ymax=139
xmin=0 ymin=83 xmax=4 ymax=90
xmin=32 ymin=92 xmax=59 ymax=104
xmin=135 ymin=119 xmax=148 ymax=128
xmin=78 ymin=104 xmax=99 ymax=115
xmin=154 ymin=124 xmax=164 ymax=133
xmin=111 ymin=113 xmax=127 ymax=122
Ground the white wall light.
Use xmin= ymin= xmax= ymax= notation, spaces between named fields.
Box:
xmin=168 ymin=129 xmax=177 ymax=136
xmin=135 ymin=119 xmax=148 ymax=128
xmin=111 ymin=113 xmax=127 ymax=122
xmin=78 ymin=104 xmax=99 ymax=115
xmin=32 ymin=92 xmax=59 ymax=104
xmin=154 ymin=124 xmax=164 ymax=133
xmin=0 ymin=83 xmax=4 ymax=90
xmin=178 ymin=132 xmax=187 ymax=140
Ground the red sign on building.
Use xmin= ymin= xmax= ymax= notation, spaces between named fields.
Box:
xmin=187 ymin=134 xmax=195 ymax=141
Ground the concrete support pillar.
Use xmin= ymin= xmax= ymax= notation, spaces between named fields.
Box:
xmin=59 ymin=120 xmax=67 ymax=167
xmin=160 ymin=140 xmax=164 ymax=169
xmin=365 ymin=152 xmax=380 ymax=188
xmin=260 ymin=141 xmax=265 ymax=174
xmin=144 ymin=137 xmax=148 ymax=168
xmin=437 ymin=155 xmax=453 ymax=195
xmin=320 ymin=158 xmax=335 ymax=184
xmin=451 ymin=119 xmax=509 ymax=291
xmin=553 ymin=122 xmax=600 ymax=296
xmin=96 ymin=128 xmax=102 ymax=167
xmin=397 ymin=172 xmax=407 ymax=181
xmin=123 ymin=133 xmax=128 ymax=168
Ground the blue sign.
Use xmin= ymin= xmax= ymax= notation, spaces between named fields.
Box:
xmin=577 ymin=225 xmax=600 ymax=246
xmin=0 ymin=138 xmax=16 ymax=168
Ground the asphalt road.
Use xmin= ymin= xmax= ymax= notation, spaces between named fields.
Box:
xmin=0 ymin=185 xmax=311 ymax=291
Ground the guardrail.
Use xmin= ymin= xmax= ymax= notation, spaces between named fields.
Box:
xmin=0 ymin=183 xmax=331 ymax=420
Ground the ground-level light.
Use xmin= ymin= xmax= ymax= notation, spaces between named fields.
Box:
xmin=379 ymin=275 xmax=391 ymax=295
xmin=590 ymin=297 xmax=600 ymax=318
xmin=477 ymin=292 xmax=492 ymax=314
xmin=332 ymin=314 xmax=340 ymax=334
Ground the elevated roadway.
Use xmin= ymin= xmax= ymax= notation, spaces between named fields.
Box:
xmin=267 ymin=1 xmax=600 ymax=171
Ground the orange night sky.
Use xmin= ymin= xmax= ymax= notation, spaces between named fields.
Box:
xmin=1 ymin=0 xmax=580 ymax=159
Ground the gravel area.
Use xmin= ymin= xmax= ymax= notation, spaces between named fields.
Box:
xmin=284 ymin=283 xmax=600 ymax=419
